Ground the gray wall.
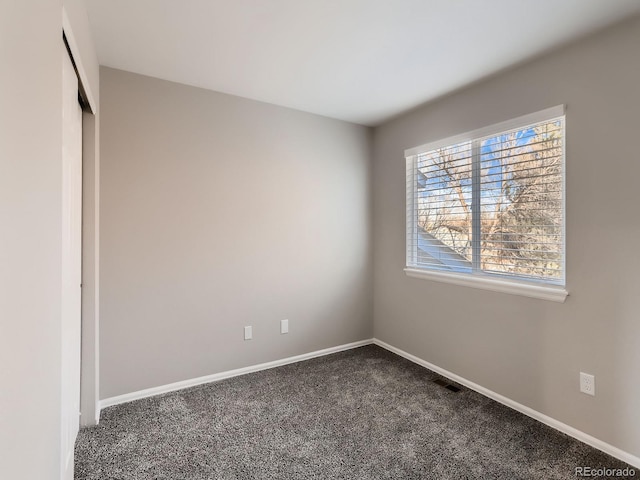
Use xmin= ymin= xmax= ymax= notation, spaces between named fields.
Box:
xmin=100 ymin=68 xmax=372 ymax=399
xmin=0 ymin=4 xmax=62 ymax=477
xmin=372 ymin=16 xmax=640 ymax=457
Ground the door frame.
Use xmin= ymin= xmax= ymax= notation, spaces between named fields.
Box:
xmin=63 ymin=6 xmax=100 ymax=428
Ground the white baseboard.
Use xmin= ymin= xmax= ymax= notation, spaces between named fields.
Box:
xmin=99 ymin=339 xmax=374 ymax=410
xmin=98 ymin=336 xmax=639 ymax=469
xmin=372 ymin=338 xmax=640 ymax=470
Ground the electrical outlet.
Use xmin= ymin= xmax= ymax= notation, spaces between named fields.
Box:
xmin=580 ymin=372 xmax=595 ymax=396
xmin=244 ymin=326 xmax=252 ymax=340
xmin=280 ymin=319 xmax=289 ymax=334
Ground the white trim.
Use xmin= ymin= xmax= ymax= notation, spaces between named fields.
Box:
xmin=99 ymin=339 xmax=373 ymax=409
xmin=404 ymin=267 xmax=568 ymax=302
xmin=405 ymin=107 xmax=567 ymax=292
xmin=62 ymin=6 xmax=97 ymax=114
xmin=561 ymin=115 xmax=567 ymax=295
xmin=406 ymin=156 xmax=417 ymax=266
xmin=98 ymin=336 xmax=640 ymax=468
xmin=404 ymin=105 xmax=565 ymax=157
xmin=373 ymin=338 xmax=640 ymax=470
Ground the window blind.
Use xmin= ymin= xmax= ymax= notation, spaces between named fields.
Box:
xmin=406 ymin=107 xmax=565 ymax=286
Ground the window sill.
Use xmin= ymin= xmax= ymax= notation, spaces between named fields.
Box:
xmin=404 ymin=268 xmax=568 ymax=303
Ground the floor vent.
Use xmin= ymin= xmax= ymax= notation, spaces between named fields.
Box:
xmin=433 ymin=378 xmax=460 ymax=392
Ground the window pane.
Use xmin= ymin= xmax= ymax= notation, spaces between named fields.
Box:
xmin=415 ymin=142 xmax=473 ymax=272
xmin=479 ymin=120 xmax=563 ymax=281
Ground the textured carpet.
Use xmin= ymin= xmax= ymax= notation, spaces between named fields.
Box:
xmin=76 ymin=345 xmax=635 ymax=479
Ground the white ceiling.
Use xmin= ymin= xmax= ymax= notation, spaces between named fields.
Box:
xmin=85 ymin=0 xmax=640 ymax=126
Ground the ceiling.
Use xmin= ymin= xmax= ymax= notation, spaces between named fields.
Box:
xmin=85 ymin=0 xmax=640 ymax=126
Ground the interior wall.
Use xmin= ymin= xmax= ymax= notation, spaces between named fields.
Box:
xmin=0 ymin=1 xmax=99 ymax=477
xmin=1 ymin=1 xmax=67 ymax=479
xmin=99 ymin=67 xmax=372 ymax=399
xmin=0 ymin=2 xmax=62 ymax=477
xmin=372 ymin=15 xmax=640 ymax=458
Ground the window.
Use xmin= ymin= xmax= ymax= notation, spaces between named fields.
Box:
xmin=405 ymin=106 xmax=567 ymax=302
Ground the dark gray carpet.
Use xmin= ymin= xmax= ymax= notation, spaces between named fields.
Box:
xmin=75 ymin=345 xmax=635 ymax=479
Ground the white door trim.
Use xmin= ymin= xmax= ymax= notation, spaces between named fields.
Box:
xmin=61 ymin=42 xmax=83 ymax=480
xmin=62 ymin=7 xmax=96 ymax=114
xmin=62 ymin=6 xmax=100 ymax=428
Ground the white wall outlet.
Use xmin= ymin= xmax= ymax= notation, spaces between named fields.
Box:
xmin=280 ymin=319 xmax=289 ymax=334
xmin=580 ymin=372 xmax=595 ymax=396
xmin=244 ymin=326 xmax=252 ymax=340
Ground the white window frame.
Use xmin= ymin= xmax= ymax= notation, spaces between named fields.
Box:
xmin=405 ymin=105 xmax=568 ymax=302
